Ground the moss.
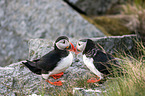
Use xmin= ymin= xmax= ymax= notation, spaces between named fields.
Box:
xmin=94 ymin=16 xmax=134 ymax=36
xmin=81 ymin=15 xmax=111 ymax=36
xmin=81 ymin=15 xmax=133 ymax=36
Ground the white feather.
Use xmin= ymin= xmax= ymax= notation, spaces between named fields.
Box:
xmin=42 ymin=74 xmax=49 ymax=80
xmin=42 ymin=52 xmax=73 ymax=79
xmin=83 ymin=55 xmax=103 ymax=79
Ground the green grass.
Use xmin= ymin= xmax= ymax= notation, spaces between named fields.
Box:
xmin=38 ymin=75 xmax=98 ymax=96
xmin=37 ymin=42 xmax=145 ymax=96
xmin=38 ymin=83 xmax=45 ymax=96
xmin=103 ymin=58 xmax=145 ymax=96
xmin=81 ymin=0 xmax=145 ymax=37
xmin=121 ymin=0 xmax=145 ymax=15
xmin=102 ymin=42 xmax=145 ymax=96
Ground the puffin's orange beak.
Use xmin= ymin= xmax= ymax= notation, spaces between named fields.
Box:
xmin=66 ymin=42 xmax=75 ymax=52
xmin=74 ymin=46 xmax=80 ymax=54
xmin=69 ymin=42 xmax=75 ymax=52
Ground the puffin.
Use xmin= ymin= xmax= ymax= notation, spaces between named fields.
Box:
xmin=22 ymin=36 xmax=75 ymax=86
xmin=75 ymin=39 xmax=121 ymax=83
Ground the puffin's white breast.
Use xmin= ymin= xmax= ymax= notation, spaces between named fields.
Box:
xmin=42 ymin=52 xmax=73 ymax=79
xmin=49 ymin=52 xmax=73 ymax=75
xmin=83 ymin=55 xmax=103 ymax=79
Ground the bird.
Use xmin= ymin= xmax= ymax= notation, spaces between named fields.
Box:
xmin=22 ymin=36 xmax=75 ymax=86
xmin=74 ymin=39 xmax=122 ymax=83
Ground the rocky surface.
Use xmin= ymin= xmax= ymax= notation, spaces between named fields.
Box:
xmin=63 ymin=0 xmax=120 ymax=16
xmin=0 ymin=0 xmax=104 ymax=67
xmin=0 ymin=60 xmax=104 ymax=96
xmin=0 ymin=35 xmax=137 ymax=95
xmin=73 ymin=87 xmax=105 ymax=96
xmin=91 ymin=34 xmax=137 ymax=56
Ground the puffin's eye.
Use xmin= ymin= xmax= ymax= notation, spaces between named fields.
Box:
xmin=78 ymin=43 xmax=81 ymax=46
xmin=62 ymin=40 xmax=65 ymax=44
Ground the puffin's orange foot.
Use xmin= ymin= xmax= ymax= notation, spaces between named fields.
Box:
xmin=87 ymin=77 xmax=101 ymax=83
xmin=54 ymin=72 xmax=64 ymax=76
xmin=45 ymin=80 xmax=62 ymax=86
xmin=50 ymin=72 xmax=64 ymax=79
xmin=53 ymin=81 xmax=63 ymax=86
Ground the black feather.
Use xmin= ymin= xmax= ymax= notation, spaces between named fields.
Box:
xmin=22 ymin=61 xmax=41 ymax=75
xmin=83 ymin=39 xmax=122 ymax=76
xmin=22 ymin=36 xmax=70 ymax=75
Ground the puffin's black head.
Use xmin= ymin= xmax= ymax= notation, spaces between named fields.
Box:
xmin=55 ymin=36 xmax=69 ymax=44
xmin=54 ymin=36 xmax=75 ymax=51
xmin=75 ymin=39 xmax=96 ymax=54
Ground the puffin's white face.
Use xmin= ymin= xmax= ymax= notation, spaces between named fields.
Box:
xmin=76 ymin=41 xmax=87 ymax=52
xmin=56 ymin=39 xmax=70 ymax=50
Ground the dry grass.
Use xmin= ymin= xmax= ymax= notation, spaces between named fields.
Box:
xmin=102 ymin=42 xmax=145 ymax=96
xmin=37 ymin=42 xmax=145 ymax=96
xmin=81 ymin=0 xmax=145 ymax=43
xmin=120 ymin=0 xmax=145 ymax=44
xmin=39 ymin=53 xmax=145 ymax=96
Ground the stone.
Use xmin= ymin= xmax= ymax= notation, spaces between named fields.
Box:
xmin=63 ymin=0 xmax=119 ymax=16
xmin=73 ymin=87 xmax=105 ymax=96
xmin=91 ymin=34 xmax=137 ymax=56
xmin=29 ymin=35 xmax=137 ymax=59
xmin=0 ymin=0 xmax=104 ymax=66
xmin=0 ymin=35 xmax=137 ymax=95
xmin=0 ymin=39 xmax=94 ymax=95
xmin=0 ymin=60 xmax=95 ymax=95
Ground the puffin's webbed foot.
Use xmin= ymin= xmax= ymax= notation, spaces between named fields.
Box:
xmin=87 ymin=78 xmax=101 ymax=83
xmin=50 ymin=72 xmax=64 ymax=79
xmin=87 ymin=75 xmax=101 ymax=83
xmin=45 ymin=80 xmax=62 ymax=86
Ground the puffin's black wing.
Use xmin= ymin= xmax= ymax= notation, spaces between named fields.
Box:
xmin=93 ymin=50 xmax=120 ymax=75
xmin=22 ymin=59 xmax=41 ymax=75
xmin=23 ymin=50 xmax=62 ymax=74
xmin=35 ymin=50 xmax=62 ymax=71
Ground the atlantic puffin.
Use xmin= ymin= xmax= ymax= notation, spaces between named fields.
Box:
xmin=75 ymin=39 xmax=121 ymax=83
xmin=22 ymin=36 xmax=75 ymax=86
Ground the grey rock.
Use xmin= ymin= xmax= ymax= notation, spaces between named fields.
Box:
xmin=0 ymin=0 xmax=104 ymax=66
xmin=0 ymin=60 xmax=93 ymax=95
xmin=29 ymin=34 xmax=137 ymax=60
xmin=0 ymin=35 xmax=137 ymax=95
xmin=64 ymin=0 xmax=119 ymax=16
xmin=73 ymin=87 xmax=105 ymax=96
xmin=91 ymin=34 xmax=137 ymax=55
xmin=0 ymin=40 xmax=93 ymax=95
xmin=28 ymin=39 xmax=54 ymax=60
xmin=0 ymin=61 xmax=45 ymax=95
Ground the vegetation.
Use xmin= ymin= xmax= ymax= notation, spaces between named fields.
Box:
xmin=37 ymin=41 xmax=145 ymax=96
xmin=102 ymin=42 xmax=145 ymax=96
xmin=81 ymin=0 xmax=145 ymax=44
xmin=34 ymin=1 xmax=145 ymax=95
xmin=121 ymin=0 xmax=145 ymax=45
